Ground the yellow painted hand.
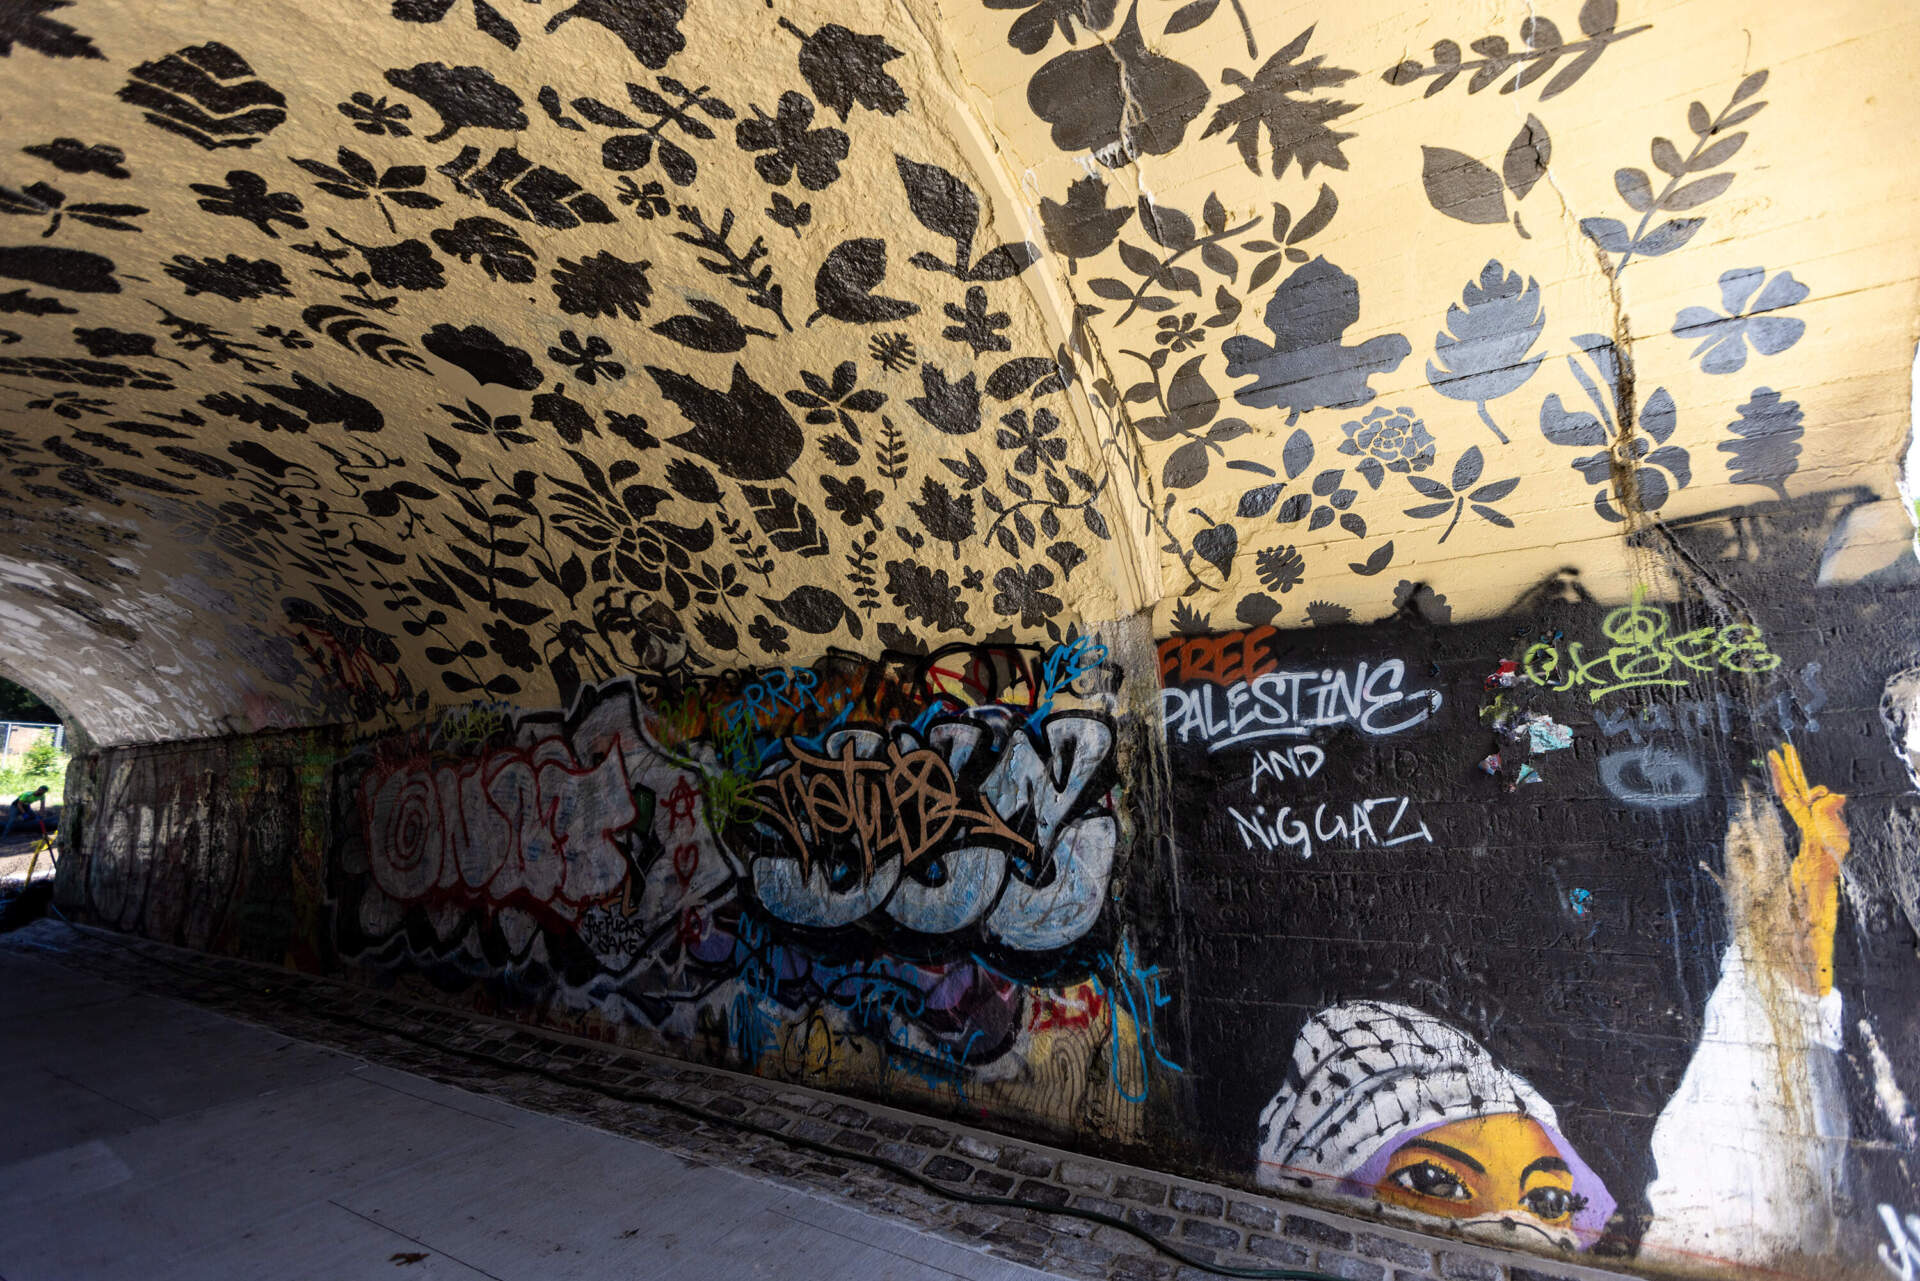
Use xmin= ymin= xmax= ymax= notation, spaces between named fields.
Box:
xmin=1768 ymin=743 xmax=1848 ymax=995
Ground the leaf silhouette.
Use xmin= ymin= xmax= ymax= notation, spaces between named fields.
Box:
xmin=1719 ymin=386 xmax=1802 ymax=501
xmin=645 ymin=362 xmax=802 ymax=480
xmin=1203 ymin=26 xmax=1358 ymax=178
xmin=907 ymin=477 xmax=975 ymax=556
xmin=1237 ymin=484 xmax=1281 ymax=517
xmin=895 ymin=155 xmax=977 ymax=264
xmin=120 ymin=42 xmax=287 ymax=152
xmin=1222 ymin=257 xmax=1410 ymax=424
xmin=1633 ymin=217 xmax=1704 ymax=257
xmin=250 ymin=372 xmax=384 ymax=433
xmin=1164 ymin=0 xmax=1218 ymax=35
xmin=1028 ymin=3 xmax=1207 ymax=164
xmin=1383 ymin=4 xmax=1645 ymax=100
xmin=650 ymin=299 xmax=769 ymax=352
xmin=1502 ymin=114 xmax=1549 ymax=200
xmin=1192 ymin=522 xmax=1237 ymax=581
xmin=1170 ymin=600 xmax=1210 ymax=635
xmin=1589 ymin=74 xmax=1768 ymax=276
xmin=1427 ymin=259 xmax=1544 ymax=443
xmin=0 ymin=0 xmax=105 ymax=59
xmin=884 ymin=558 xmax=968 ymax=632
xmin=740 ymin=485 xmax=828 ymax=556
xmin=781 ymin=20 xmax=907 ymax=121
xmin=1421 ymin=147 xmax=1506 ymax=224
xmin=420 ymin=322 xmax=541 ymax=388
xmin=1350 ymin=540 xmax=1394 ymax=575
xmin=808 ymin=237 xmax=919 ymax=326
xmin=1451 ymin=446 xmax=1485 ymax=491
xmin=384 ymin=62 xmax=527 ymax=142
xmin=1662 ymin=172 xmax=1734 ymax=211
xmin=761 ymin=584 xmax=860 ymax=639
xmin=1579 ymin=218 xmax=1630 ymax=254
xmin=1538 ymin=393 xmax=1606 ymax=447
xmin=544 ymin=0 xmax=686 ymax=69
xmin=1040 ymin=176 xmax=1132 ymax=261
xmin=985 ymin=356 xmax=1059 ymax=400
xmin=1615 ymin=168 xmax=1654 ymax=212
xmin=907 ymin=362 xmax=981 ymax=435
xmin=965 ymin=240 xmax=1039 ymax=283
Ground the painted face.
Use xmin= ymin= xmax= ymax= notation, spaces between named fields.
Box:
xmin=1372 ymin=1114 xmax=1583 ymax=1245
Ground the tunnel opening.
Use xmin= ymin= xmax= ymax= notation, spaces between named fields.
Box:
xmin=0 ymin=673 xmax=67 ymax=906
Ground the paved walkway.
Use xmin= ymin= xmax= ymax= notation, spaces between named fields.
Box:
xmin=0 ymin=943 xmax=1052 ymax=1281
xmin=0 ymin=920 xmax=1625 ymax=1281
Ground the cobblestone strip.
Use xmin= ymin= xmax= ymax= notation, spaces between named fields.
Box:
xmin=3 ymin=921 xmax=1632 ymax=1281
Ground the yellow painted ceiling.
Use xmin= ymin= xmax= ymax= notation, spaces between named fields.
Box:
xmin=0 ymin=0 xmax=1914 ymax=743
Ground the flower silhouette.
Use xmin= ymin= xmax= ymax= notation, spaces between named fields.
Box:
xmin=997 ymin=407 xmax=1066 ymax=475
xmin=483 ymin=619 xmax=537 ymax=672
xmin=615 ymin=177 xmax=671 ymax=218
xmin=786 ymin=361 xmax=884 ymax=440
xmin=1540 ymin=336 xmax=1691 ymax=522
xmin=820 ymin=474 xmax=884 ymax=528
xmin=356 ymin=238 xmax=444 ymax=291
xmin=548 ymin=470 xmax=714 ymax=601
xmin=992 ymin=564 xmax=1062 ymax=629
xmin=748 ymin=613 xmax=790 ymax=654
xmin=735 ymin=92 xmax=849 ymax=191
xmin=1155 ymin=311 xmax=1204 ymax=352
xmin=548 ymin=331 xmax=624 ymax=385
xmin=1039 ymin=174 xmax=1131 ymax=262
xmin=1672 ymin=267 xmax=1807 ymax=375
xmin=550 ymin=250 xmax=652 ymax=320
xmin=338 ymin=92 xmax=412 ymax=137
xmin=256 ymin=325 xmax=311 ymax=350
xmin=190 ymin=170 xmax=307 ymax=239
xmin=290 ymin=146 xmax=441 ymax=233
xmin=430 ymin=217 xmax=536 ymax=283
xmin=869 ymin=332 xmax=916 ymax=371
xmin=1338 ymin=406 xmax=1435 ymax=486
xmin=163 ymin=253 xmax=294 ymax=302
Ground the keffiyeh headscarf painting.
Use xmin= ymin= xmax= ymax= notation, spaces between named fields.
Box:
xmin=1256 ymin=1001 xmax=1616 ymax=1250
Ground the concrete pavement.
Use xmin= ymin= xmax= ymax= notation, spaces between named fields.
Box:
xmin=0 ymin=947 xmax=1054 ymax=1281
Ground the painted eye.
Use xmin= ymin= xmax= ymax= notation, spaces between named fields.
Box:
xmin=1521 ymin=1186 xmax=1574 ymax=1221
xmin=1388 ymin=1161 xmax=1469 ymax=1201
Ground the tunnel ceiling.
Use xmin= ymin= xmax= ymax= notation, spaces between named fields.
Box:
xmin=0 ymin=0 xmax=1914 ymax=745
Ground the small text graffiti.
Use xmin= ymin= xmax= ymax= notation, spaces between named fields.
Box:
xmin=1161 ymin=661 xmax=1441 ymax=750
xmin=1248 ymin=745 xmax=1327 ymax=791
xmin=1227 ymin=797 xmax=1433 ymax=859
xmin=1522 ymin=602 xmax=1781 ymax=702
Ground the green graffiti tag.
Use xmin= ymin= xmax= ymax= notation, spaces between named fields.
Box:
xmin=1522 ymin=602 xmax=1781 ymax=701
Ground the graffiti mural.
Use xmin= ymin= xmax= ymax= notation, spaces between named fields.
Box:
xmin=321 ymin=635 xmax=1173 ymax=1138
xmin=1156 ymin=489 xmax=1920 ymax=1271
xmin=53 ymin=484 xmax=1920 ymax=1278
xmin=57 ymin=727 xmax=334 ymax=963
xmin=18 ymin=0 xmax=1920 ymax=1276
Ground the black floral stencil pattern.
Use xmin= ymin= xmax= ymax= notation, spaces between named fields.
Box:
xmin=0 ymin=0 xmax=1838 ymax=755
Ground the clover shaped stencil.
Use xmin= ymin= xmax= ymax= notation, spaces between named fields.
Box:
xmin=1672 ymin=267 xmax=1807 ymax=375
